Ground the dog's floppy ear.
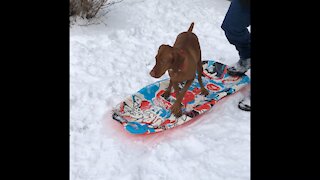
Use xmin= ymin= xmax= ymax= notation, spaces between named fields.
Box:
xmin=172 ymin=48 xmax=186 ymax=71
xmin=159 ymin=44 xmax=171 ymax=51
xmin=158 ymin=44 xmax=165 ymax=50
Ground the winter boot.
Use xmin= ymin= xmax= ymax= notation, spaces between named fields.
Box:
xmin=238 ymin=94 xmax=250 ymax=111
xmin=227 ymin=58 xmax=250 ymax=76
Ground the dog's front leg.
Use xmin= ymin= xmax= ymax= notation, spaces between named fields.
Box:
xmin=163 ymin=80 xmax=173 ymax=99
xmin=172 ymin=82 xmax=181 ymax=98
xmin=171 ymin=79 xmax=193 ymax=117
xmin=197 ymin=62 xmax=209 ymax=96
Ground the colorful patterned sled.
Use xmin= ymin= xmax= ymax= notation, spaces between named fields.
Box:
xmin=112 ymin=60 xmax=250 ymax=135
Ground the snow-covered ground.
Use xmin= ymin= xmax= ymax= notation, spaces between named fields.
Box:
xmin=70 ymin=0 xmax=250 ymax=179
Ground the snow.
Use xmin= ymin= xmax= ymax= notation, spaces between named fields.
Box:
xmin=70 ymin=0 xmax=250 ymax=179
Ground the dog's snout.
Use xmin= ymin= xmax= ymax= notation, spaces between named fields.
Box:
xmin=150 ymin=70 xmax=156 ymax=77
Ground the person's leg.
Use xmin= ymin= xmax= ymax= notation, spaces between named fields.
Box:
xmin=222 ymin=0 xmax=251 ymax=75
xmin=222 ymin=0 xmax=251 ymax=111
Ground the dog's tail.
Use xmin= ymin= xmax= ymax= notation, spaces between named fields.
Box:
xmin=187 ymin=22 xmax=194 ymax=32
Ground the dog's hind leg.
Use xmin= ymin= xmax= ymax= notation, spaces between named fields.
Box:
xmin=197 ymin=61 xmax=209 ymax=96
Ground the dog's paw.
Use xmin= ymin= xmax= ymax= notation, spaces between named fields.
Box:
xmin=170 ymin=103 xmax=183 ymax=118
xmin=174 ymin=111 xmax=182 ymax=118
xmin=163 ymin=91 xmax=171 ymax=99
xmin=201 ymin=88 xmax=209 ymax=96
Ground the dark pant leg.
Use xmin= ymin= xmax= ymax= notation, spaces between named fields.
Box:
xmin=221 ymin=0 xmax=251 ymax=60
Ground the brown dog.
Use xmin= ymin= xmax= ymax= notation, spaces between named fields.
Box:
xmin=149 ymin=22 xmax=209 ymax=117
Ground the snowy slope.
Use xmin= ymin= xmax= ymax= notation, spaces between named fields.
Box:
xmin=70 ymin=0 xmax=250 ymax=179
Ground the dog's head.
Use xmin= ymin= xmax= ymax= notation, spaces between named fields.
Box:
xmin=150 ymin=45 xmax=185 ymax=78
xmin=150 ymin=44 xmax=174 ymax=78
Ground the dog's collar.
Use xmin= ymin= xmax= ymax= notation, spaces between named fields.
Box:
xmin=169 ymin=67 xmax=182 ymax=72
